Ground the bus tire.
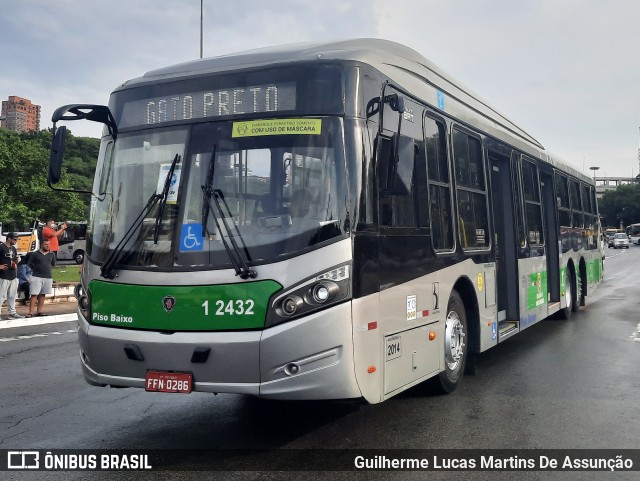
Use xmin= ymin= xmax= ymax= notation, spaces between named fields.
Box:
xmin=572 ymin=267 xmax=581 ymax=312
xmin=577 ymin=264 xmax=586 ymax=308
xmin=435 ymin=291 xmax=468 ymax=393
xmin=74 ymin=250 xmax=84 ymax=264
xmin=559 ymin=268 xmax=575 ymax=320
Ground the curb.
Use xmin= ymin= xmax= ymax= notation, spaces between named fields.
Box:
xmin=0 ymin=313 xmax=77 ymax=330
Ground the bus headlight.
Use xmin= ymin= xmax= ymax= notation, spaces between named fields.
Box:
xmin=281 ymin=295 xmax=304 ymax=316
xmin=267 ymin=263 xmax=351 ymax=327
xmin=76 ymin=273 xmax=90 ymax=320
xmin=311 ymin=281 xmax=340 ymax=304
xmin=79 ymin=295 xmax=89 ymax=310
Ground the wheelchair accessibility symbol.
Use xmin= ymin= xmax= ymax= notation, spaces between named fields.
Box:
xmin=180 ymin=224 xmax=204 ymax=251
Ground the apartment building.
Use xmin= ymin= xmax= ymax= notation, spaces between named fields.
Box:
xmin=0 ymin=95 xmax=41 ymax=133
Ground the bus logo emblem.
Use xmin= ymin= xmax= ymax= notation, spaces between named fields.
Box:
xmin=162 ymin=296 xmax=176 ymax=312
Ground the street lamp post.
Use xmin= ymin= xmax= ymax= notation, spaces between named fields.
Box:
xmin=589 ymin=165 xmax=600 ymax=182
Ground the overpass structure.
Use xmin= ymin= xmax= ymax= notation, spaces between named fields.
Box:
xmin=594 ymin=176 xmax=638 ymax=199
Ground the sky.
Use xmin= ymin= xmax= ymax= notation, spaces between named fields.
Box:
xmin=2 ymin=0 xmax=639 ymax=177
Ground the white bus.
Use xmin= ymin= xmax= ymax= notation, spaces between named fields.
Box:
xmin=626 ymin=223 xmax=640 ymax=245
xmin=48 ymin=39 xmax=602 ymax=402
xmin=56 ymin=221 xmax=88 ymax=264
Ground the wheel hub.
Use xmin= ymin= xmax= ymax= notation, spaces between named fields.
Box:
xmin=445 ymin=312 xmax=465 ymax=370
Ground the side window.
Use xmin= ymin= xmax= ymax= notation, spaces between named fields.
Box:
xmin=521 ymin=157 xmax=544 ymax=246
xmin=581 ymin=183 xmax=593 ymax=229
xmin=590 ymin=186 xmax=598 ymax=218
xmin=555 ymin=173 xmax=571 ymax=227
xmin=452 ymin=128 xmax=489 ymax=250
xmin=424 ymin=116 xmax=453 ymax=250
xmin=511 ymin=154 xmax=527 ymax=248
xmin=378 ymin=98 xmax=426 ymax=230
xmin=569 ymin=179 xmax=583 ymax=227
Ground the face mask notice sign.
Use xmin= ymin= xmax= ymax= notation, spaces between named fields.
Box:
xmin=232 ymin=118 xmax=322 ymax=138
xmin=156 ymin=163 xmax=182 ymax=204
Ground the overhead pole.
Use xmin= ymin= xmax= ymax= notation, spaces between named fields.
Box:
xmin=200 ymin=0 xmax=203 ymax=59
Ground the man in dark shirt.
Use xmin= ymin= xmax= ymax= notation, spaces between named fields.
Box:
xmin=26 ymin=239 xmax=56 ymax=317
xmin=0 ymin=232 xmax=24 ymax=320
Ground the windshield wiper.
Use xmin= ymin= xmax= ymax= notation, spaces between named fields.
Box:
xmin=154 ymin=154 xmax=182 ymax=243
xmin=201 ymin=145 xmax=216 ymax=241
xmin=101 ymin=154 xmax=181 ymax=279
xmin=100 ymin=191 xmax=161 ymax=279
xmin=201 ymin=150 xmax=256 ymax=279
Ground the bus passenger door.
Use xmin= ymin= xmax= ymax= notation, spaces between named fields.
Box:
xmin=488 ymin=150 xmax=519 ymax=335
xmin=540 ymin=171 xmax=560 ymax=303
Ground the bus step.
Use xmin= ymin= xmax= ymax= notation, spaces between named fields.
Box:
xmin=547 ymin=302 xmax=561 ymax=314
xmin=498 ymin=321 xmax=519 ymax=340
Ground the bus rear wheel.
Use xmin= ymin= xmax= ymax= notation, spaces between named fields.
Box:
xmin=559 ymin=268 xmax=575 ymax=319
xmin=434 ymin=291 xmax=467 ymax=393
xmin=73 ymin=250 xmax=84 ymax=264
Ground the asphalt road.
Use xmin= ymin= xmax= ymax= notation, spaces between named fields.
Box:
xmin=1 ymin=245 xmax=638 ymax=480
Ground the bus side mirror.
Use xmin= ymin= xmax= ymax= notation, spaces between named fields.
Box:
xmin=49 ymin=126 xmax=67 ymax=185
xmin=48 ymin=103 xmax=116 ymax=194
xmin=378 ymin=134 xmax=414 ymax=196
xmin=389 ymin=135 xmax=414 ymax=195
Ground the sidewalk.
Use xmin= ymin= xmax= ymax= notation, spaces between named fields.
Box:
xmin=0 ymin=297 xmax=78 ymax=329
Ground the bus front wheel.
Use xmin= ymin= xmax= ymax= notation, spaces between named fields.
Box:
xmin=435 ymin=291 xmax=468 ymax=393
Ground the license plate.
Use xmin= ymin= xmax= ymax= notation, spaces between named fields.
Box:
xmin=145 ymin=371 xmax=193 ymax=393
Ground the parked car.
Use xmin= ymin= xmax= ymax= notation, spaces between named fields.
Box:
xmin=611 ymin=233 xmax=630 ymax=249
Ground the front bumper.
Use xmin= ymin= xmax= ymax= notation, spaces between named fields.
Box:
xmin=77 ymin=302 xmax=362 ymax=400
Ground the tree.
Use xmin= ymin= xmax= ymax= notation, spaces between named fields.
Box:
xmin=598 ymin=183 xmax=640 ymax=228
xmin=0 ymin=128 xmax=96 ymax=225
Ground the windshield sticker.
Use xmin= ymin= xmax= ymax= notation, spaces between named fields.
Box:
xmin=232 ymin=118 xmax=322 ymax=138
xmin=180 ymin=223 xmax=204 ymax=251
xmin=156 ymin=163 xmax=181 ymax=204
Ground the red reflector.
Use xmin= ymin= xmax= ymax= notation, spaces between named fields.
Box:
xmin=368 ymin=322 xmax=378 ymax=330
xmin=422 ymin=310 xmax=429 ymax=317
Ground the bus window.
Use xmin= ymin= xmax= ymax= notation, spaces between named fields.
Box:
xmin=452 ymin=128 xmax=489 ymax=250
xmin=580 ymin=183 xmax=594 ymax=229
xmin=424 ymin=115 xmax=453 ymax=251
xmin=521 ymin=157 xmax=544 ymax=247
xmin=555 ymin=173 xmax=571 ymax=227
xmin=569 ymin=179 xmax=584 ymax=227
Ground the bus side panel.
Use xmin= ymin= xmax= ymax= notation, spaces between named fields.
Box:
xmin=352 ymin=253 xmax=497 ymax=400
xmin=351 ymin=293 xmax=383 ymax=403
xmin=518 ymin=255 xmax=549 ymax=329
xmin=377 ymin=271 xmax=440 ymax=396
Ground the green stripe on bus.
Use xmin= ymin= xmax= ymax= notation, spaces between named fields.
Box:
xmin=88 ymin=280 xmax=282 ymax=331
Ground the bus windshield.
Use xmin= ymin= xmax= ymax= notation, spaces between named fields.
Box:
xmin=88 ymin=117 xmax=347 ymax=270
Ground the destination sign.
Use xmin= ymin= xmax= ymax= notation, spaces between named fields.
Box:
xmin=119 ymin=82 xmax=296 ymax=128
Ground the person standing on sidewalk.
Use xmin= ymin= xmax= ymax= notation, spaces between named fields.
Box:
xmin=26 ymin=239 xmax=56 ymax=317
xmin=0 ymin=232 xmax=25 ymax=320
